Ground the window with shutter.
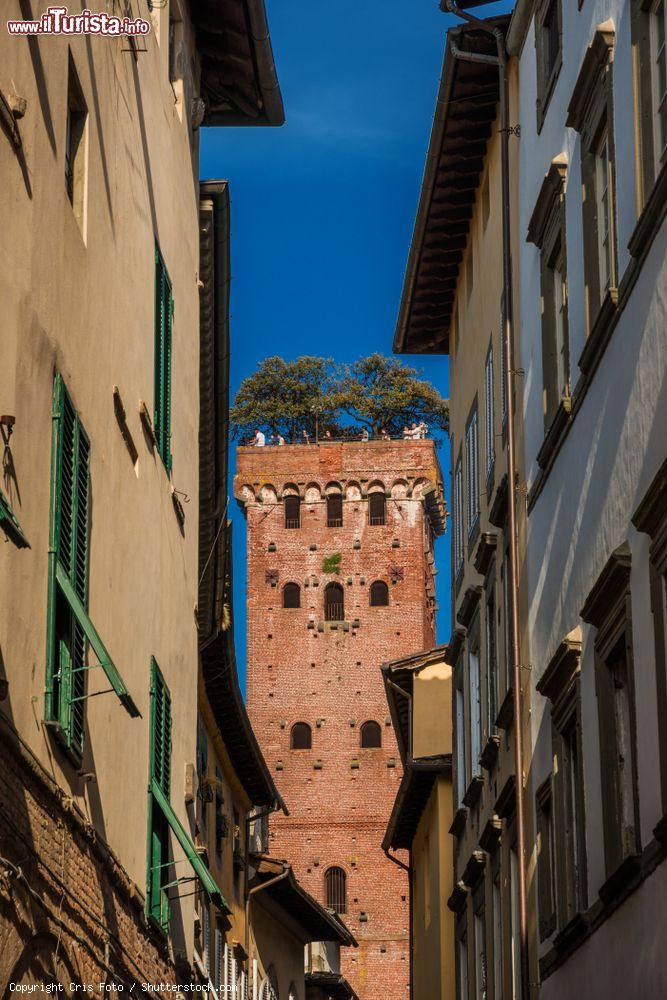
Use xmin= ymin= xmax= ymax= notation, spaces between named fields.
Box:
xmin=454 ymin=454 xmax=464 ymax=580
xmin=465 ymin=405 xmax=479 ymax=539
xmin=214 ymin=927 xmax=223 ymax=995
xmin=154 ymin=245 xmax=173 ymax=473
xmin=45 ymin=375 xmax=138 ymax=764
xmin=484 ymin=345 xmax=495 ymax=482
xmin=147 ymin=657 xmax=172 ymax=931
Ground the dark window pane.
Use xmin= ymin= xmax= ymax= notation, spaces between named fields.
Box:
xmin=369 ymin=581 xmax=389 ymax=607
xmin=360 ymin=721 xmax=382 ymax=748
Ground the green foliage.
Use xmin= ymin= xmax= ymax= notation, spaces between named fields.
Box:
xmin=230 ymin=354 xmax=449 ymax=441
xmin=322 ymin=553 xmax=342 ymax=575
xmin=230 ymin=356 xmax=339 ymax=442
xmin=338 ymin=354 xmax=449 ymax=437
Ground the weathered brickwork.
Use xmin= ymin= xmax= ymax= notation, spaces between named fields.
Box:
xmin=0 ymin=724 xmax=183 ymax=994
xmin=235 ymin=441 xmax=444 ymax=1000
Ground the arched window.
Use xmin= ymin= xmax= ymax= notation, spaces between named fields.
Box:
xmin=284 ymin=495 xmax=300 ymax=529
xmin=327 ymin=494 xmax=343 ymax=527
xmin=368 ymin=492 xmax=386 ymax=525
xmin=290 ymin=722 xmax=312 ymax=750
xmin=360 ymin=721 xmax=382 ymax=748
xmin=283 ymin=583 xmax=301 ymax=609
xmin=325 ymin=866 xmax=347 ymax=914
xmin=369 ymin=581 xmax=389 ymax=607
xmin=324 ymin=582 xmax=344 ymax=622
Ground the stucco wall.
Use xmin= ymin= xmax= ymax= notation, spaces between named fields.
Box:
xmin=0 ymin=0 xmax=203 ymax=958
xmin=517 ymin=0 xmax=667 ymax=987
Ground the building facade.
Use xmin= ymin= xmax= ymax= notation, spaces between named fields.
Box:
xmin=510 ymin=0 xmax=667 ymax=995
xmin=393 ymin=12 xmax=535 ymax=999
xmin=0 ymin=1 xmax=282 ymax=990
xmin=234 ymin=440 xmax=446 ymax=1000
xmin=382 ymin=646 xmax=455 ymax=1000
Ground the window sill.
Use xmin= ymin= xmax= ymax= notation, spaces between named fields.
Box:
xmin=628 ymin=158 xmax=667 ymax=262
xmin=536 ymin=395 xmax=572 ymax=472
xmin=578 ymin=287 xmax=619 ymax=378
xmin=540 ymin=829 xmax=667 ymax=981
xmin=449 ymin=805 xmax=468 ymax=839
xmin=456 ymin=585 xmax=482 ymax=630
xmin=479 ymin=816 xmax=502 ymax=853
xmin=462 ymin=773 xmax=484 ymax=809
xmin=598 ymin=853 xmax=642 ymax=907
xmin=553 ymin=911 xmax=589 ymax=954
xmin=488 ymin=474 xmax=509 ymax=529
xmin=480 ymin=733 xmax=500 ymax=771
xmin=495 ymin=686 xmax=514 ymax=731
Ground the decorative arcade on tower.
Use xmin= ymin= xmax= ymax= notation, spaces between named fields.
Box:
xmin=235 ymin=438 xmax=446 ymax=1000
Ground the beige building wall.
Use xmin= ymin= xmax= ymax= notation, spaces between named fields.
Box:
xmin=249 ymin=903 xmax=305 ymax=1000
xmin=1 ymin=0 xmax=203 ymax=958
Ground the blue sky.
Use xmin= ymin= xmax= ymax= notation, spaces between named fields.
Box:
xmin=200 ymin=0 xmax=512 ymax=687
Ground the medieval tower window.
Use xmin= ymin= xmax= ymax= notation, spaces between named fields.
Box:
xmin=284 ymin=495 xmax=301 ymax=529
xmin=324 ymin=582 xmax=344 ymax=622
xmin=291 ymin=723 xmax=312 ymax=750
xmin=283 ymin=583 xmax=301 ymax=608
xmin=360 ymin=721 xmax=382 ymax=748
xmin=368 ymin=492 xmax=386 ymax=526
xmin=327 ymin=494 xmax=343 ymax=527
xmin=325 ymin=866 xmax=347 ymax=913
xmin=369 ymin=581 xmax=389 ymax=607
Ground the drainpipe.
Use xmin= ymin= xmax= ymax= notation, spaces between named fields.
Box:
xmin=442 ymin=5 xmax=529 ymax=999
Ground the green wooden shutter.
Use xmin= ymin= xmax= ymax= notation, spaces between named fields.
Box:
xmin=150 ymin=656 xmax=172 ymax=796
xmin=147 ymin=657 xmax=172 ymax=930
xmin=47 ymin=374 xmax=90 ymax=759
xmin=154 ymin=246 xmax=173 ymax=474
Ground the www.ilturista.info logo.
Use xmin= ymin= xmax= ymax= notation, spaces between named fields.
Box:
xmin=7 ymin=6 xmax=151 ymax=36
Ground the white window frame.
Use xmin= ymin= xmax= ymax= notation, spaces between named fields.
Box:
xmin=552 ymin=248 xmax=568 ymax=398
xmin=454 ymin=455 xmax=464 ymax=578
xmin=456 ymin=686 xmax=466 ymax=807
xmin=594 ymin=126 xmax=612 ymax=294
xmin=651 ymin=0 xmax=667 ymax=173
xmin=492 ymin=874 xmax=503 ymax=998
xmin=474 ymin=909 xmax=487 ymax=1000
xmin=484 ymin=346 xmax=495 ymax=480
xmin=469 ymin=641 xmax=481 ymax=776
xmin=466 ymin=408 xmax=479 ymax=537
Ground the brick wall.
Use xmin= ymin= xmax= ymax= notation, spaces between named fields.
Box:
xmin=0 ymin=722 xmax=183 ymax=993
xmin=235 ymin=441 xmax=443 ymax=1000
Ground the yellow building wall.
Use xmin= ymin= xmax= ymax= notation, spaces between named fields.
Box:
xmin=411 ymin=779 xmax=455 ymax=1000
xmin=412 ymin=661 xmax=453 ymax=760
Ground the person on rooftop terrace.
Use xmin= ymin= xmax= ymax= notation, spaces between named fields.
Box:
xmin=301 ymin=429 xmax=310 ymax=445
xmin=277 ymin=433 xmax=286 ymax=446
xmin=252 ymin=428 xmax=265 ymax=447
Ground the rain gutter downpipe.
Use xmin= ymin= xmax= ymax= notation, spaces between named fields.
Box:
xmin=443 ymin=5 xmax=529 ymax=1000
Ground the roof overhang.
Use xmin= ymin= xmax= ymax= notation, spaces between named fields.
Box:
xmin=249 ymin=856 xmax=357 ymax=946
xmin=305 ymin=972 xmax=359 ymax=1000
xmin=383 ymin=757 xmax=452 ymax=852
xmin=393 ymin=17 xmax=510 ymax=355
xmin=192 ymin=0 xmax=284 ymax=126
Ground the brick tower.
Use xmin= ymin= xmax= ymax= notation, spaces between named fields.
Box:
xmin=235 ymin=439 xmax=445 ymax=1000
